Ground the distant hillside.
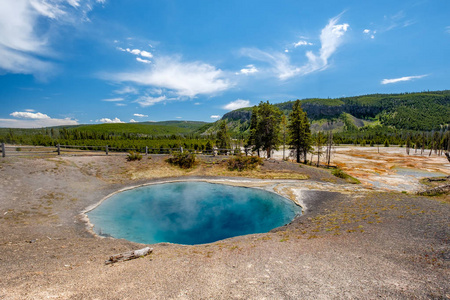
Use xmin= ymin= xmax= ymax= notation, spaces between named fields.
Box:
xmin=65 ymin=121 xmax=208 ymax=136
xmin=206 ymin=90 xmax=450 ymax=136
xmin=0 ymin=121 xmax=209 ymax=144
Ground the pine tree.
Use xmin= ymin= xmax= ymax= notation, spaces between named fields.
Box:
xmin=247 ymin=106 xmax=261 ymax=156
xmin=281 ymin=115 xmax=287 ymax=160
xmin=216 ymin=120 xmax=231 ymax=154
xmin=256 ymin=101 xmax=282 ymax=158
xmin=288 ymin=100 xmax=312 ymax=163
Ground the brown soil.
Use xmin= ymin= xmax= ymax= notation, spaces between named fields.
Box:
xmin=0 ymin=152 xmax=448 ymax=299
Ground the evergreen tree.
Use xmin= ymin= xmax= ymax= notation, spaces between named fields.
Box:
xmin=281 ymin=115 xmax=287 ymax=160
xmin=247 ymin=106 xmax=261 ymax=156
xmin=256 ymin=101 xmax=282 ymax=158
xmin=288 ymin=100 xmax=312 ymax=163
xmin=216 ymin=120 xmax=231 ymax=154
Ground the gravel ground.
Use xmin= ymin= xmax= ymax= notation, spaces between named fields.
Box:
xmin=0 ymin=152 xmax=448 ymax=299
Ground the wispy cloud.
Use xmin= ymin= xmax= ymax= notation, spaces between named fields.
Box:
xmin=240 ymin=14 xmax=349 ymax=80
xmin=210 ymin=115 xmax=221 ymax=120
xmin=222 ymin=99 xmax=250 ymax=110
xmin=114 ymin=86 xmax=138 ymax=95
xmin=0 ymin=0 xmax=102 ymax=77
xmin=0 ymin=111 xmax=78 ymax=128
xmin=134 ymin=95 xmax=168 ymax=107
xmin=107 ymin=55 xmax=232 ymax=98
xmin=381 ymin=74 xmax=428 ymax=84
xmin=102 ymin=97 xmax=124 ymax=102
xmin=240 ymin=48 xmax=299 ymax=80
xmin=133 ymin=113 xmax=148 ymax=117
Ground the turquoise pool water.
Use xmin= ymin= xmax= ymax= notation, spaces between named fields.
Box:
xmin=87 ymin=182 xmax=301 ymax=245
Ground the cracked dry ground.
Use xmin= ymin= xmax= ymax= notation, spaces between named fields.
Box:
xmin=0 ymin=154 xmax=448 ymax=299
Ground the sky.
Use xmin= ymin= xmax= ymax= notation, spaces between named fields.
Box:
xmin=0 ymin=0 xmax=449 ymax=128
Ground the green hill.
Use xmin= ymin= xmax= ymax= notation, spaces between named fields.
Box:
xmin=70 ymin=121 xmax=207 ymax=136
xmin=207 ymin=90 xmax=450 ymax=136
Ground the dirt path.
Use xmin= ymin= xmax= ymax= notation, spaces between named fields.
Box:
xmin=0 ymin=152 xmax=448 ymax=299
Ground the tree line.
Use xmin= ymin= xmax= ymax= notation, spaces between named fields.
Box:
xmin=216 ymin=100 xmax=313 ymax=163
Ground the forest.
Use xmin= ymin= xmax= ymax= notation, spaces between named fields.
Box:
xmin=1 ymin=90 xmax=449 ymax=154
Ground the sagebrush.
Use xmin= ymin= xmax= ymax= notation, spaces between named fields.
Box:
xmin=166 ymin=152 xmax=196 ymax=169
xmin=227 ymin=155 xmax=263 ymax=171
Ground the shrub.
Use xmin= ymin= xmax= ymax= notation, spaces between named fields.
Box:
xmin=384 ymin=139 xmax=390 ymax=147
xmin=227 ymin=155 xmax=263 ymax=171
xmin=167 ymin=152 xmax=196 ymax=169
xmin=127 ymin=151 xmax=142 ymax=161
xmin=332 ymin=168 xmax=347 ymax=179
xmin=331 ymin=168 xmax=360 ymax=184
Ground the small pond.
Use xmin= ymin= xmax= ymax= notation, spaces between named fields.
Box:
xmin=87 ymin=182 xmax=301 ymax=245
xmin=393 ymin=167 xmax=447 ymax=178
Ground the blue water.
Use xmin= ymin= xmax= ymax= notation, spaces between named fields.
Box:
xmin=87 ymin=182 xmax=301 ymax=245
xmin=393 ymin=167 xmax=447 ymax=178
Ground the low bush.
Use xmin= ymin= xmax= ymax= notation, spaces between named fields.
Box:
xmin=331 ymin=168 xmax=360 ymax=184
xmin=127 ymin=151 xmax=142 ymax=161
xmin=167 ymin=152 xmax=196 ymax=169
xmin=331 ymin=168 xmax=347 ymax=179
xmin=227 ymin=155 xmax=263 ymax=171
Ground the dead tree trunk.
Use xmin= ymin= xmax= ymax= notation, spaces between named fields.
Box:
xmin=105 ymin=247 xmax=153 ymax=265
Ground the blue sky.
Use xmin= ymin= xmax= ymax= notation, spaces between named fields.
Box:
xmin=0 ymin=0 xmax=449 ymax=128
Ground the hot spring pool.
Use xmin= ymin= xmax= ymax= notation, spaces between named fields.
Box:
xmin=87 ymin=181 xmax=301 ymax=245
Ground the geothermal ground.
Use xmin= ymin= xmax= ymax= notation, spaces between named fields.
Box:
xmin=0 ymin=146 xmax=448 ymax=299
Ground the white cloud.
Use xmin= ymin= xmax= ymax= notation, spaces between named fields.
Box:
xmin=0 ymin=0 xmax=101 ymax=76
xmin=107 ymin=55 xmax=231 ymax=98
xmin=1 ymin=111 xmax=78 ymax=128
xmin=194 ymin=102 xmax=201 ymax=105
xmin=240 ymin=49 xmax=298 ymax=80
xmin=236 ymin=64 xmax=258 ymax=75
xmin=136 ymin=57 xmax=151 ymax=64
xmin=114 ymin=86 xmax=138 ymax=94
xmin=102 ymin=97 xmax=124 ymax=102
xmin=241 ymin=14 xmax=349 ymax=80
xmin=67 ymin=0 xmax=80 ymax=7
xmin=222 ymin=99 xmax=251 ymax=111
xmin=99 ymin=117 xmax=124 ymax=123
xmin=25 ymin=108 xmax=36 ymax=112
xmin=381 ymin=74 xmax=428 ymax=84
xmin=140 ymin=51 xmax=153 ymax=58
xmin=10 ymin=111 xmax=50 ymax=119
xmin=363 ymin=29 xmax=376 ymax=39
xmin=134 ymin=95 xmax=168 ymax=107
xmin=314 ymin=17 xmax=349 ymax=68
xmin=117 ymin=47 xmax=153 ymax=61
xmin=128 ymin=49 xmax=141 ymax=55
xmin=210 ymin=115 xmax=221 ymax=120
xmin=116 ymin=103 xmax=126 ymax=107
xmin=129 ymin=119 xmax=137 ymax=123
xmin=133 ymin=113 xmax=148 ymax=117
xmin=294 ymin=40 xmax=313 ymax=47
xmin=175 ymin=117 xmax=182 ymax=119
